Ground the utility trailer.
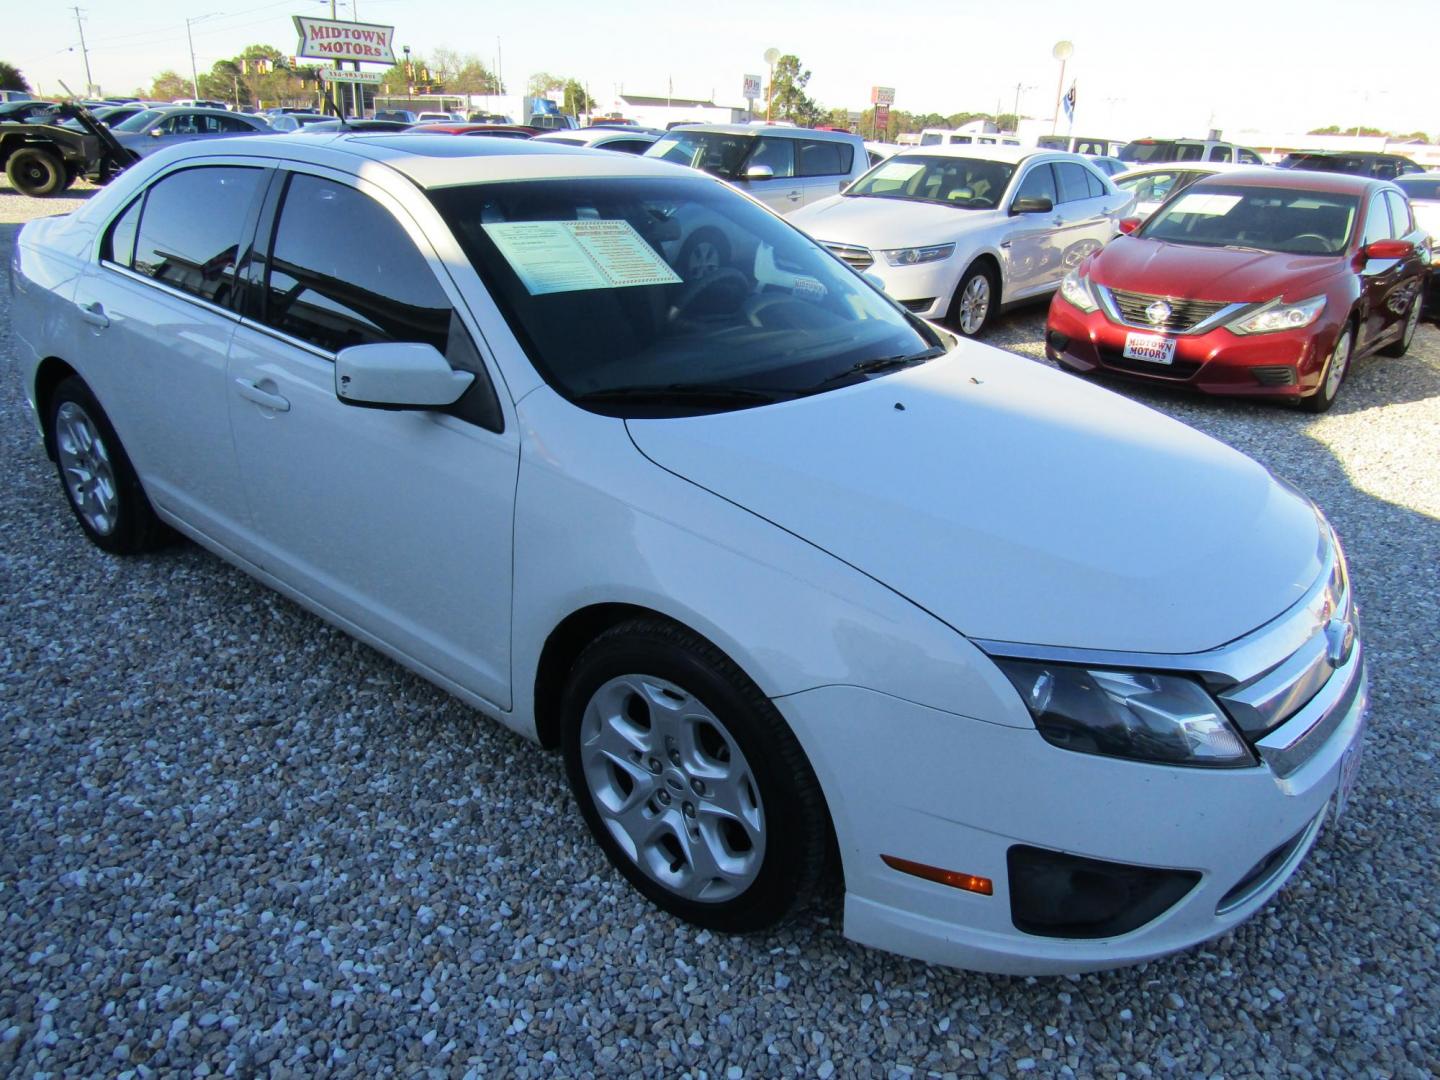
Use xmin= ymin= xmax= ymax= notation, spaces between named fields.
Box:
xmin=1 ymin=103 xmax=140 ymax=197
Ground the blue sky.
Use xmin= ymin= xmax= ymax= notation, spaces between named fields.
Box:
xmin=12 ymin=0 xmax=1432 ymax=140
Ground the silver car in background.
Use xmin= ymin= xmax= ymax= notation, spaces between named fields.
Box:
xmin=110 ymin=107 xmax=273 ymax=158
xmin=790 ymin=147 xmax=1133 ymax=335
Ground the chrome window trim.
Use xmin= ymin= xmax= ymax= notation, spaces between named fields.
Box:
xmin=99 ymin=260 xmax=244 ymax=325
xmin=1095 ymin=285 xmax=1251 ymax=336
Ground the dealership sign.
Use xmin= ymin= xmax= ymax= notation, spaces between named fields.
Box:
xmin=743 ymin=74 xmax=762 ymax=100
xmin=293 ymin=16 xmax=396 ymax=64
xmin=321 ymin=69 xmax=383 ymax=83
xmin=870 ymin=85 xmax=895 ymax=106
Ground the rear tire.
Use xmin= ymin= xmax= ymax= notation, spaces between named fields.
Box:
xmin=1379 ymin=290 xmax=1422 ymax=357
xmin=1302 ymin=324 xmax=1353 ymax=413
xmin=46 ymin=377 xmax=170 ymax=554
xmin=560 ymin=618 xmax=830 ymax=933
xmin=6 ymin=147 xmax=67 ymax=197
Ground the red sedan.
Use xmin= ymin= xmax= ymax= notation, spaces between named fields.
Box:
xmin=409 ymin=123 xmax=542 ymax=139
xmin=1046 ymin=170 xmax=1430 ymax=411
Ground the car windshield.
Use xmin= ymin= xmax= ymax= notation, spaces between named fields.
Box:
xmin=1140 ymin=183 xmax=1359 ymax=255
xmin=1119 ymin=141 xmax=1206 ymax=164
xmin=645 ymin=130 xmax=754 ymax=179
xmin=428 ymin=176 xmax=938 ymax=415
xmin=845 ymin=155 xmax=1015 ymax=209
xmin=113 ymin=109 xmax=163 ymax=132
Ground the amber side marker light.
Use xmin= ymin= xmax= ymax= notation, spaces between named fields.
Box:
xmin=882 ymin=854 xmax=993 ymax=895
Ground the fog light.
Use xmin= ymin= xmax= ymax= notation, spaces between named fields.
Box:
xmin=882 ymin=854 xmax=993 ymax=895
xmin=1007 ymin=845 xmax=1199 ymax=939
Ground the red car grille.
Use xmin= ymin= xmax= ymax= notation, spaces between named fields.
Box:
xmin=1107 ymin=289 xmax=1230 ymax=333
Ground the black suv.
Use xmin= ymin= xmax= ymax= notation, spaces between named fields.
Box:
xmin=1278 ymin=151 xmax=1422 ymax=180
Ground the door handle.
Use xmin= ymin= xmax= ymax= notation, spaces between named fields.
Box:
xmin=1052 ymin=216 xmax=1065 ymax=226
xmin=78 ymin=301 xmax=109 ymax=329
xmin=787 ymin=190 xmax=803 ymax=201
xmin=233 ymin=377 xmax=290 ymax=412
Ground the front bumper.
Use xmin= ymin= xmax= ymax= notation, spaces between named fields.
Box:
xmin=1045 ymin=293 xmax=1334 ymax=400
xmin=825 ymin=247 xmax=959 ymax=320
xmin=776 ymin=642 xmax=1367 ymax=975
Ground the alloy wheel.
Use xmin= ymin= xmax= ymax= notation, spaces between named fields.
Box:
xmin=958 ymin=274 xmax=991 ymax=335
xmin=54 ymin=401 xmax=119 ymax=536
xmin=578 ymin=673 xmax=765 ymax=903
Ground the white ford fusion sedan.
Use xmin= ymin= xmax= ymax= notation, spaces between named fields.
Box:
xmin=9 ymin=134 xmax=1367 ymax=974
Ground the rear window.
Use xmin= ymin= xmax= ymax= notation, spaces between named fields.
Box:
xmin=129 ymin=166 xmax=265 ymax=304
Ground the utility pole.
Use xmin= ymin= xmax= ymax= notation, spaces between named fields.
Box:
xmin=186 ymin=15 xmax=206 ymax=100
xmin=71 ymin=7 xmax=94 ymax=97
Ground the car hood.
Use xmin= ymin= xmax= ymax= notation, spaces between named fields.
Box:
xmin=626 ymin=345 xmax=1323 ymax=655
xmin=791 ymin=194 xmax=1003 ymax=249
xmin=1091 ymin=236 xmax=1345 ymax=302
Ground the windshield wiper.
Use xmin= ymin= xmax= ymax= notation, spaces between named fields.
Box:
xmin=573 ymin=383 xmax=796 ymax=407
xmin=806 ymin=346 xmax=945 ymax=390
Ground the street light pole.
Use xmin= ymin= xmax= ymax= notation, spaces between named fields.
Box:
xmin=1050 ymin=41 xmax=1074 ymax=136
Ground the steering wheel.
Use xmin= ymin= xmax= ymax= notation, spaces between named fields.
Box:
xmin=667 ymin=267 xmax=751 ymax=323
xmin=1289 ymin=233 xmax=1332 ymax=252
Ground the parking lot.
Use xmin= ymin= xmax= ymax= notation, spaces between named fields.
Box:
xmin=2 ymin=178 xmax=1437 ymax=1078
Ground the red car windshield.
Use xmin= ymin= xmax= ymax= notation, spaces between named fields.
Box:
xmin=1140 ymin=184 xmax=1360 ymax=256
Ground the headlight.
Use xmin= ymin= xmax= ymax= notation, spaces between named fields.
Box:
xmin=1059 ymin=268 xmax=1098 ymax=313
xmin=994 ymin=659 xmax=1255 ymax=768
xmin=881 ymin=243 xmax=955 ymax=267
xmin=1227 ymin=294 xmax=1326 ymax=335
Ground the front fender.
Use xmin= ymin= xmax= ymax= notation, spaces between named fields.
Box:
xmin=507 ymin=386 xmax=1030 ymax=742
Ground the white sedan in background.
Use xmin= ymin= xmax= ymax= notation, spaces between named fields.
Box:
xmin=789 ymin=147 xmax=1131 ymax=335
xmin=1112 ymin=161 xmax=1253 ymax=221
xmin=532 ymin=127 xmax=661 ymax=154
xmin=10 ymin=134 xmax=1367 ymax=975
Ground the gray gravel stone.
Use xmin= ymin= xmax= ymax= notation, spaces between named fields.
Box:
xmin=3 ymin=178 xmax=1439 ymax=1078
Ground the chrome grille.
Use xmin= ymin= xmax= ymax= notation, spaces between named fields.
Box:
xmin=823 ymin=242 xmax=874 ymax=272
xmin=1104 ymin=288 xmax=1230 ymax=333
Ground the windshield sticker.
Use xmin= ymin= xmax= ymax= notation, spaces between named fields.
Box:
xmin=873 ymin=161 xmax=925 ymax=183
xmin=482 ymin=220 xmax=681 ymax=295
xmin=1169 ymin=193 xmax=1243 ymax=217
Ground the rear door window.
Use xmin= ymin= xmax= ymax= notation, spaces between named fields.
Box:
xmin=1385 ymin=191 xmax=1414 ymax=237
xmin=1053 ymin=162 xmax=1093 ymax=204
xmin=129 ymin=165 xmax=266 ymax=305
xmin=796 ymin=139 xmax=844 ymax=177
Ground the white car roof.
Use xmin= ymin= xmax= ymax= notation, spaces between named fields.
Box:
xmin=136 ymin=132 xmax=693 ymax=189
xmin=534 ymin=128 xmax=659 ymax=147
xmin=890 ymin=145 xmax=1077 ymax=166
xmin=1115 ymin=161 xmax=1256 ymax=179
xmin=664 ymin=123 xmax=859 ymax=141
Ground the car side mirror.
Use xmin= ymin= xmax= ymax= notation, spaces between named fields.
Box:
xmin=1363 ymin=238 xmax=1414 ymax=261
xmin=743 ymin=164 xmax=775 ymax=180
xmin=1010 ymin=196 xmax=1053 ymax=215
xmin=1118 ymin=217 xmax=1143 ymax=235
xmin=335 ymin=342 xmax=474 ymax=409
xmin=149 ymin=128 xmax=164 ymax=137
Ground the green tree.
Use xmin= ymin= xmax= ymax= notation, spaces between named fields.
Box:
xmin=767 ymin=54 xmax=820 ymax=125
xmin=561 ymin=79 xmax=594 ymax=116
xmin=527 ymin=72 xmax=564 ymax=98
xmin=449 ymin=57 xmax=500 ymax=95
xmin=150 ymin=70 xmax=190 ymax=101
xmin=0 ymin=61 xmax=31 ymax=92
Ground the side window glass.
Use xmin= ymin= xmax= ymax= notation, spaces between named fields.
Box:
xmin=1361 ymin=194 xmax=1393 ymax=246
xmin=1386 ymin=191 xmax=1413 ymax=238
xmin=1175 ymin=144 xmax=1203 ymax=161
xmin=218 ymin=115 xmax=252 ymax=132
xmin=1054 ymin=162 xmax=1090 ymax=204
xmin=264 ymin=173 xmax=452 ymax=354
xmin=132 ymin=166 xmax=264 ymax=304
xmin=102 ymin=197 xmax=143 ymax=266
xmin=1208 ymin=146 xmax=1232 ymax=162
xmin=746 ymin=137 xmax=795 ymax=178
xmin=1237 ymin=149 xmax=1262 ymax=164
xmin=796 ymin=139 xmax=844 ymax=177
xmin=1014 ymin=164 xmax=1057 ymax=204
xmin=1083 ymin=168 xmax=1106 ymax=197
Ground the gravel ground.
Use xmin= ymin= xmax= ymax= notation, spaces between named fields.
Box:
xmin=2 ymin=177 xmax=1438 ymax=1079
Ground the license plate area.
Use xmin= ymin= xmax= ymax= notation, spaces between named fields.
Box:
xmin=1333 ymin=737 xmax=1365 ymax=822
xmin=1122 ymin=332 xmax=1177 ymax=365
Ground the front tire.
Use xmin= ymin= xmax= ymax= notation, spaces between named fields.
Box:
xmin=6 ymin=147 xmax=67 ymax=197
xmin=950 ymin=261 xmax=999 ymax=337
xmin=47 ymin=377 xmax=169 ymax=554
xmin=1302 ymin=324 xmax=1353 ymax=413
xmin=561 ymin=618 xmax=830 ymax=933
